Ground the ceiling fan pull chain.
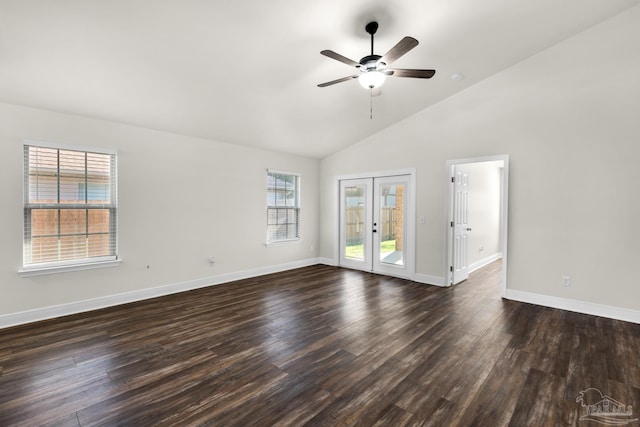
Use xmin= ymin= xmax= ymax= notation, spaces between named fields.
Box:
xmin=370 ymin=89 xmax=374 ymax=119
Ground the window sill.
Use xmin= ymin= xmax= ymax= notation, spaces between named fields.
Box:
xmin=265 ymin=238 xmax=302 ymax=247
xmin=19 ymin=259 xmax=122 ymax=277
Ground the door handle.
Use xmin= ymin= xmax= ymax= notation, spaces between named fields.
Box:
xmin=466 ymin=228 xmax=472 ymax=231
xmin=373 ymin=229 xmax=377 ymax=233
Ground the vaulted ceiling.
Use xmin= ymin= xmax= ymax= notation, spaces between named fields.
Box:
xmin=1 ymin=0 xmax=637 ymax=158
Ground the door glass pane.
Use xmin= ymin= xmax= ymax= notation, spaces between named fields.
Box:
xmin=344 ymin=185 xmax=366 ymax=260
xmin=379 ymin=184 xmax=404 ymax=266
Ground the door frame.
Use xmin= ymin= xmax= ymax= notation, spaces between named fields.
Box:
xmin=444 ymin=155 xmax=509 ymax=296
xmin=335 ymin=168 xmax=416 ymax=280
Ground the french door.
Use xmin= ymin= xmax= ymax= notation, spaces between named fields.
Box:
xmin=339 ymin=175 xmax=411 ymax=278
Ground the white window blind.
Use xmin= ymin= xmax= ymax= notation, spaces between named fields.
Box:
xmin=23 ymin=143 xmax=117 ymax=269
xmin=266 ymin=170 xmax=300 ymax=243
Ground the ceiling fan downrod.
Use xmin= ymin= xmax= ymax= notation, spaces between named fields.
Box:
xmin=366 ymin=21 xmax=378 ymax=56
xmin=360 ymin=22 xmax=383 ymax=75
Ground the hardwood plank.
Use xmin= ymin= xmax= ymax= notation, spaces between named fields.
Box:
xmin=199 ymin=376 xmax=332 ymax=426
xmin=452 ymin=347 xmax=534 ymax=426
xmin=368 ymin=403 xmax=415 ymax=427
xmin=508 ymin=368 xmax=569 ymax=427
xmin=0 ymin=260 xmax=638 ymax=426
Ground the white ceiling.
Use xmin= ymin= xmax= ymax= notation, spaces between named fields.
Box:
xmin=0 ymin=0 xmax=637 ymax=158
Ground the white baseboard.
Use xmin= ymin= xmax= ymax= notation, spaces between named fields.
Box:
xmin=9 ymin=257 xmax=635 ymax=329
xmin=317 ymin=257 xmax=338 ymax=266
xmin=412 ymin=273 xmax=446 ymax=287
xmin=0 ymin=258 xmax=321 ymax=330
xmin=469 ymin=252 xmax=503 ymax=274
xmin=504 ymin=289 xmax=640 ymax=324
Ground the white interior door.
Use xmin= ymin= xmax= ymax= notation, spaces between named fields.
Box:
xmin=452 ymin=170 xmax=470 ymax=284
xmin=445 ymin=155 xmax=509 ymax=293
xmin=340 ymin=175 xmax=411 ymax=278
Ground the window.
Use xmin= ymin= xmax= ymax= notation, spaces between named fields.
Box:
xmin=266 ymin=170 xmax=300 ymax=243
xmin=22 ymin=142 xmax=118 ymax=272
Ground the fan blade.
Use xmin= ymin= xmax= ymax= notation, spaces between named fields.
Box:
xmin=387 ymin=68 xmax=436 ymax=79
xmin=317 ymin=75 xmax=359 ymax=87
xmin=379 ymin=37 xmax=418 ymax=65
xmin=320 ymin=50 xmax=360 ymax=68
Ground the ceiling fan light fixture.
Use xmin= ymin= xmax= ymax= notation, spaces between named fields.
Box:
xmin=358 ymin=70 xmax=386 ymax=89
xmin=317 ymin=21 xmax=435 ymax=90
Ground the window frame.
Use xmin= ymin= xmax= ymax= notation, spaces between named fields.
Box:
xmin=19 ymin=140 xmax=120 ymax=276
xmin=266 ymin=169 xmax=301 ymax=245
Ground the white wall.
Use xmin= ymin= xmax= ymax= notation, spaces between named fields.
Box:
xmin=320 ymin=5 xmax=640 ymax=311
xmin=2 ymin=5 xmax=639 ymax=324
xmin=456 ymin=161 xmax=502 ymax=269
xmin=0 ymin=103 xmax=320 ymax=319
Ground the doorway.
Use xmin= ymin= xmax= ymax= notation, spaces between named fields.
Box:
xmin=338 ymin=172 xmax=415 ymax=279
xmin=445 ymin=156 xmax=509 ymax=295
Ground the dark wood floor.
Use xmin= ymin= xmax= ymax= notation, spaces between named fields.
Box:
xmin=1 ymin=261 xmax=639 ymax=426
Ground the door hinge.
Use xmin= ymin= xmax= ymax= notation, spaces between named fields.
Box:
xmin=451 ymin=176 xmax=455 ymax=183
xmin=450 ymin=266 xmax=453 ymax=272
xmin=451 ymin=221 xmax=454 ymax=227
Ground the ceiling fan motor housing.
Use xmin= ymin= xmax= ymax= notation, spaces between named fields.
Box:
xmin=359 ymin=55 xmax=385 ymax=72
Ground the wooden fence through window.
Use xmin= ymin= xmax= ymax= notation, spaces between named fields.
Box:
xmin=344 ymin=207 xmax=396 ymax=245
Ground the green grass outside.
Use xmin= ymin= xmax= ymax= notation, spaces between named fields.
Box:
xmin=345 ymin=239 xmax=395 ymax=259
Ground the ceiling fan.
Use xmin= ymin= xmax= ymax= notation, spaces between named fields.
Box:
xmin=318 ymin=21 xmax=435 ymax=90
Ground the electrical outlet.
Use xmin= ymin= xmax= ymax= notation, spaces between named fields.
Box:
xmin=562 ymin=276 xmax=571 ymax=287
